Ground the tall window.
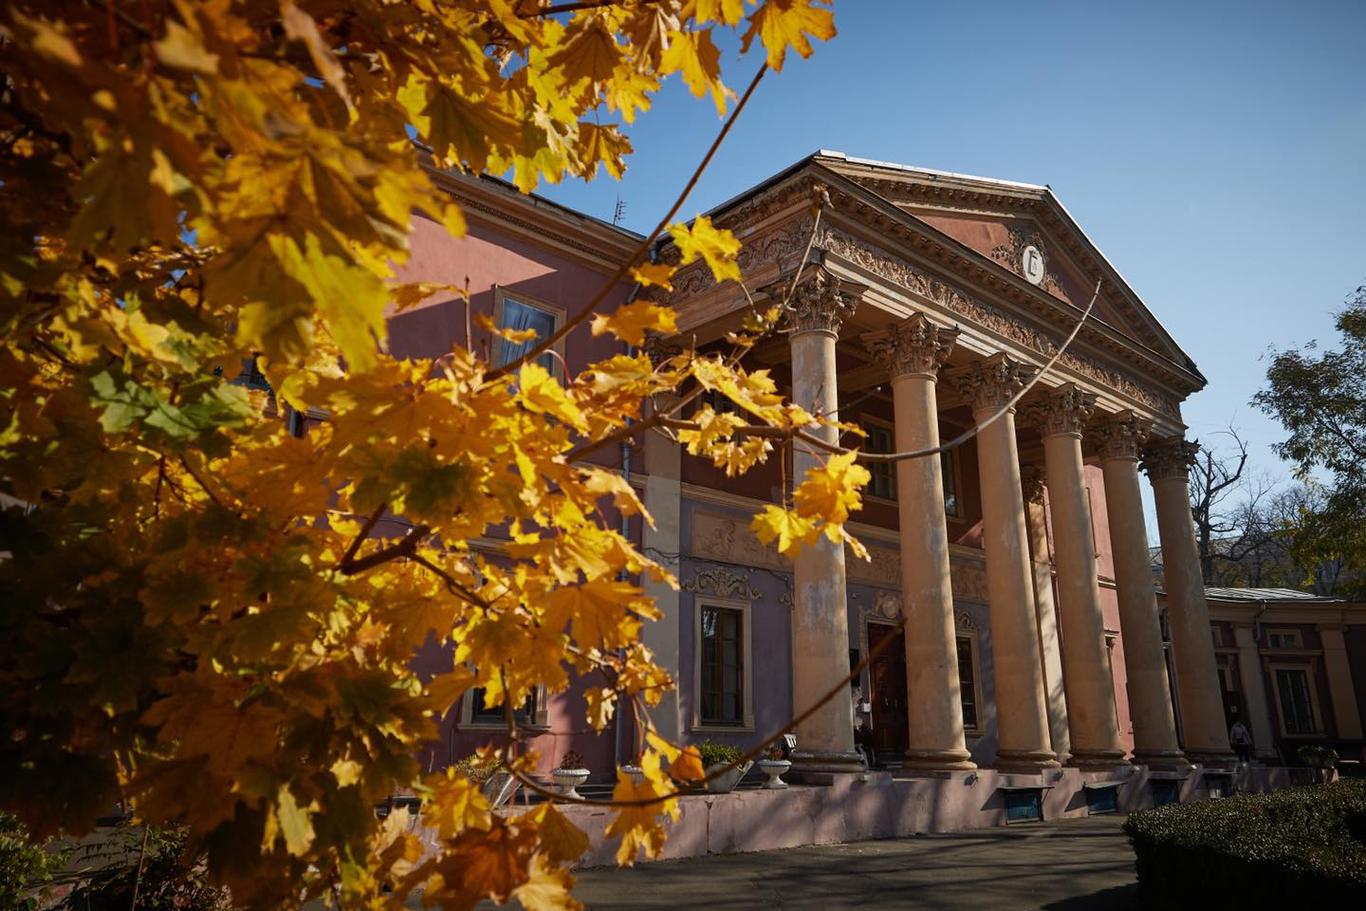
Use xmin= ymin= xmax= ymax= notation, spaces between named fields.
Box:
xmin=863 ymin=422 xmax=896 ymax=500
xmin=956 ymin=635 xmax=978 ymax=731
xmin=700 ymin=606 xmax=744 ymax=725
xmin=495 ymin=296 xmax=560 ymax=373
xmin=468 ymin=687 xmax=539 ymax=726
xmin=942 ymin=450 xmax=960 ymax=517
xmin=1274 ymin=668 xmax=1317 ymax=735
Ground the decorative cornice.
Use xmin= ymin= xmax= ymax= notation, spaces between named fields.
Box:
xmin=1022 ymin=383 xmax=1097 ymax=438
xmin=1141 ymin=437 xmax=1200 ymax=481
xmin=1020 ymin=464 xmax=1046 ymax=504
xmin=1093 ymin=411 xmax=1154 ymax=461
xmin=784 ymin=266 xmax=859 ymax=336
xmin=949 ymin=353 xmax=1036 ymax=413
xmin=864 ymin=313 xmax=959 ymax=380
xmin=816 ymin=224 xmax=1183 ymax=419
xmin=682 ymin=566 xmax=760 ymax=601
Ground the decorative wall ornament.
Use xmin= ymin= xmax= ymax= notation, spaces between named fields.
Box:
xmin=873 ymin=589 xmax=904 ymax=619
xmin=990 ymin=222 xmax=1065 ymax=296
xmin=864 ymin=313 xmax=959 ymax=380
xmin=949 ymin=352 xmax=1036 ymax=412
xmin=814 ymin=226 xmax=1183 ymax=418
xmin=641 ymin=333 xmax=683 ymax=368
xmin=784 ymin=266 xmax=859 ymax=336
xmin=665 ymin=215 xmax=816 ymax=300
xmin=682 ymin=566 xmax=761 ymax=601
xmin=954 ymin=608 xmax=979 ymax=631
xmin=1140 ymin=437 xmax=1201 ymax=481
xmin=1021 ymin=383 xmax=1097 ymax=437
xmin=1093 ymin=411 xmax=1154 ymax=461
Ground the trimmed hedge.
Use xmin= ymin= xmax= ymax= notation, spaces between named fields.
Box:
xmin=1124 ymin=779 xmax=1366 ymax=906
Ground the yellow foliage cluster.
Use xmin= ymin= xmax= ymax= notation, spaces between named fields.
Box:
xmin=0 ymin=2 xmax=848 ymax=909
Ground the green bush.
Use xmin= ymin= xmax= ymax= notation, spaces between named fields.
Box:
xmin=0 ymin=813 xmax=65 ymax=911
xmin=1124 ymin=779 xmax=1366 ymax=906
xmin=697 ymin=740 xmax=744 ymax=768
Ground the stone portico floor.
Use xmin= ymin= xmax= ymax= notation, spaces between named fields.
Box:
xmin=475 ymin=815 xmax=1140 ymax=911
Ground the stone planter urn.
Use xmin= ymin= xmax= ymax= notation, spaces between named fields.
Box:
xmin=552 ymin=767 xmax=590 ymax=800
xmin=756 ymin=758 xmax=791 ymax=789
xmin=620 ymin=764 xmax=644 ymax=785
xmin=704 ymin=761 xmax=752 ymax=794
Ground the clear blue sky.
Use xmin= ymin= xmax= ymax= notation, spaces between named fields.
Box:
xmin=538 ymin=0 xmax=1365 ymax=506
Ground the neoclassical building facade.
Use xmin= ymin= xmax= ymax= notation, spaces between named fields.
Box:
xmin=637 ymin=151 xmax=1233 ymax=776
xmin=390 ymin=153 xmax=1366 ymax=792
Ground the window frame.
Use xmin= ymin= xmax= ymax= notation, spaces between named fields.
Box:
xmin=492 ymin=289 xmax=566 ymax=376
xmin=955 ymin=629 xmax=984 ymax=735
xmin=691 ymin=597 xmax=755 ymax=732
xmin=1269 ymin=663 xmax=1322 ymax=737
xmin=859 ymin=415 xmax=897 ymax=503
xmin=1265 ymin=628 xmax=1304 ymax=650
xmin=458 ymin=685 xmax=550 ymax=731
xmin=858 ymin=413 xmax=963 ymax=517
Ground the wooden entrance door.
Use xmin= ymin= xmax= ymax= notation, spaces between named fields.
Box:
xmin=867 ymin=623 xmax=909 ymax=761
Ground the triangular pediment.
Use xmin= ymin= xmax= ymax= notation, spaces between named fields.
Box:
xmin=811 ymin=152 xmax=1195 ymax=373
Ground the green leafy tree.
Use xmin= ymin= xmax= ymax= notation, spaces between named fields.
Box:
xmin=1254 ymin=285 xmax=1366 ymax=596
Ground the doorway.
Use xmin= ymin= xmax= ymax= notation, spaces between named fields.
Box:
xmin=866 ymin=622 xmax=909 ymax=764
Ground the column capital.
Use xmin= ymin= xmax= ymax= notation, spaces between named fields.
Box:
xmin=864 ymin=313 xmax=959 ymax=380
xmin=784 ymin=266 xmax=858 ymax=337
xmin=1020 ymin=464 xmax=1046 ymax=504
xmin=1092 ymin=411 xmax=1154 ymax=461
xmin=949 ymin=353 xmax=1037 ymax=413
xmin=1021 ymin=383 xmax=1097 ymax=438
xmin=1141 ymin=436 xmax=1200 ymax=481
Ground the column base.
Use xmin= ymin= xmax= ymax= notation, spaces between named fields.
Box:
xmin=993 ymin=749 xmax=1061 ymax=773
xmin=1131 ymin=749 xmax=1189 ymax=772
xmin=903 ymin=748 xmax=977 ymax=772
xmin=788 ymin=749 xmax=866 ymax=775
xmin=1066 ymin=748 xmax=1129 ymax=771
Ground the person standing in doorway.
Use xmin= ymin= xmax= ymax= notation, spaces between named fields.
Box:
xmin=1229 ymin=714 xmax=1254 ymax=764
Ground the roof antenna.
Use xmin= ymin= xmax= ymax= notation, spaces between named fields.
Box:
xmin=612 ymin=195 xmax=627 ymax=226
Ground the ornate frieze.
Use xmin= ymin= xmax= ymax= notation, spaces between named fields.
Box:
xmin=666 ymin=215 xmax=816 ymax=299
xmin=641 ymin=333 xmax=683 ymax=367
xmin=814 ymin=226 xmax=1183 ymax=418
xmin=872 ymin=590 xmax=903 ymax=619
xmin=864 ymin=313 xmax=959 ymax=380
xmin=1022 ymin=383 xmax=1097 ymax=437
xmin=950 ymin=353 xmax=1036 ymax=413
xmin=784 ymin=266 xmax=858 ymax=336
xmin=1093 ymin=411 xmax=1154 ymax=461
xmin=1140 ymin=437 xmax=1201 ymax=481
xmin=682 ymin=566 xmax=761 ymax=601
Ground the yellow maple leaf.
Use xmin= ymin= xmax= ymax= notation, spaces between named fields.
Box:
xmin=660 ymin=28 xmax=731 ymax=115
xmin=604 ymin=753 xmax=678 ymax=866
xmin=793 ymin=450 xmax=870 ymax=525
xmin=742 ymin=0 xmax=837 ymax=72
xmin=590 ymin=300 xmax=678 ymax=347
xmin=750 ymin=503 xmax=818 ymax=554
xmin=517 ymin=362 xmax=588 ymax=432
xmin=670 ymin=215 xmax=741 ymax=284
xmin=696 ymin=0 xmax=747 ymax=26
xmin=630 ymin=262 xmax=676 ymax=290
xmin=512 ymin=854 xmax=582 ymax=911
xmin=424 ymin=768 xmax=493 ymax=840
xmin=518 ymin=804 xmax=589 ymax=865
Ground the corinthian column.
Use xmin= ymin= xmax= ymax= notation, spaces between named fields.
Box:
xmin=1093 ymin=414 xmax=1185 ymax=767
xmin=785 ymin=268 xmax=863 ymax=773
xmin=952 ymin=354 xmax=1059 ymax=772
xmin=866 ymin=315 xmax=974 ymax=771
xmin=1143 ymin=437 xmax=1234 ymax=764
xmin=1025 ymin=386 xmax=1124 ymax=768
xmin=1021 ymin=466 xmax=1071 ymax=762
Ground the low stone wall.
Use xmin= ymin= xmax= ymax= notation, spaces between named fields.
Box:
xmin=549 ymin=764 xmax=1299 ymax=868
